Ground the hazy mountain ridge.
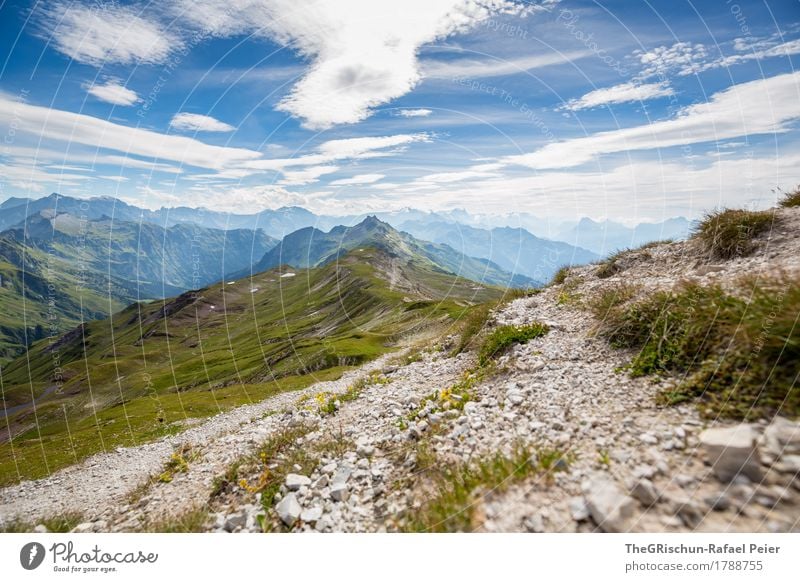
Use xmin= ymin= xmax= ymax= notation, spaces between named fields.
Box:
xmin=251 ymin=216 xmax=539 ymax=288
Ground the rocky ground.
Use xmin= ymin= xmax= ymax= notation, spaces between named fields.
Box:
xmin=1 ymin=207 xmax=799 ymax=533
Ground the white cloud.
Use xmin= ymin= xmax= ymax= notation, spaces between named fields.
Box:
xmin=40 ymin=2 xmax=179 ymax=65
xmin=394 ymin=108 xmax=434 ymax=118
xmin=561 ymin=81 xmax=673 ymax=111
xmin=242 ymin=133 xmax=433 ymax=172
xmin=422 ymin=50 xmax=590 ymax=79
xmin=85 ymin=79 xmax=140 ymax=106
xmin=279 ymin=165 xmax=341 ymax=186
xmin=635 ymin=42 xmax=709 ymax=78
xmin=503 ymin=72 xmax=800 ymax=170
xmin=0 ymin=94 xmax=261 ymax=171
xmin=171 ymin=0 xmax=538 ymax=129
xmin=634 ymin=37 xmax=800 ymax=80
xmin=330 ymin=173 xmax=385 ymax=185
xmin=169 ymin=113 xmax=236 ymax=133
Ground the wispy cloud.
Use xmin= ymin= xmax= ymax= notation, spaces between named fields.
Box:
xmin=561 ymin=81 xmax=673 ymax=111
xmin=393 ymin=108 xmax=433 ymax=118
xmin=85 ymin=79 xmax=140 ymax=106
xmin=503 ymin=72 xmax=800 ymax=169
xmin=169 ymin=113 xmax=236 ymax=132
xmin=330 ymin=173 xmax=385 ymax=185
xmin=422 ymin=50 xmax=590 ymax=79
xmin=39 ymin=2 xmax=179 ymax=65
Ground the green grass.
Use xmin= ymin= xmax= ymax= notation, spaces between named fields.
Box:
xmin=140 ymin=507 xmax=211 ymax=533
xmin=0 ymin=247 xmax=501 ymax=486
xmin=693 ymin=208 xmax=774 ymax=259
xmin=593 ymin=275 xmax=800 ymax=419
xmin=401 ymin=445 xmax=572 ymax=532
xmin=596 ymin=249 xmax=628 ymax=279
xmin=778 ymin=187 xmax=800 ymax=208
xmin=1 ymin=511 xmax=83 ymax=533
xmin=478 ymin=323 xmax=549 ymax=366
xmin=550 ymin=266 xmax=570 ymax=286
xmin=588 ymin=283 xmax=639 ymax=321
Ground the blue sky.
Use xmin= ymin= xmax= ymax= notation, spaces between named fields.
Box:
xmin=0 ymin=0 xmax=799 ymax=222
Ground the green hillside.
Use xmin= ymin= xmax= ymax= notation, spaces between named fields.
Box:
xmin=0 ymin=212 xmax=276 ymax=362
xmin=0 ymin=246 xmax=501 ymax=485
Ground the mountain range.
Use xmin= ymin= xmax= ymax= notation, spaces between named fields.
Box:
xmin=250 ymin=216 xmax=538 ymax=288
xmin=1 ymin=194 xmax=691 ymax=256
xmin=0 ymin=209 xmax=276 ymax=362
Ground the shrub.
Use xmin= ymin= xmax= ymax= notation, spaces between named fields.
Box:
xmin=478 ymin=322 xmax=549 ymax=366
xmin=778 ymin=187 xmax=800 ymax=208
xmin=596 ymin=249 xmax=629 ymax=279
xmin=453 ymin=303 xmax=494 ymax=355
xmin=588 ymin=284 xmax=639 ymax=321
xmin=693 ymin=208 xmax=774 ymax=259
xmin=594 ymin=276 xmax=800 ymax=419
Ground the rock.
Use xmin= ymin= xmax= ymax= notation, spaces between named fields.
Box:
xmin=705 ymin=493 xmax=731 ymax=511
xmin=699 ymin=425 xmax=763 ymax=482
xmin=300 ymin=507 xmax=323 ymax=524
xmin=506 ymin=390 xmax=525 ymax=406
xmin=582 ymin=474 xmax=637 ymax=532
xmin=71 ymin=522 xmax=95 ymax=533
xmin=357 ymin=444 xmax=375 ymax=458
xmin=285 ymin=474 xmax=312 ymax=491
xmin=568 ymin=496 xmax=590 ymax=521
xmin=332 ymin=466 xmax=352 ymax=486
xmin=321 ymin=462 xmax=337 ymax=475
xmin=639 ymin=433 xmax=659 ymax=445
xmin=330 ymin=482 xmax=349 ymax=502
xmin=314 ymin=474 xmax=330 ymax=488
xmin=762 ymin=417 xmax=800 ymax=457
xmin=523 ymin=513 xmax=545 ymax=532
xmin=666 ymin=496 xmax=704 ymax=528
xmin=224 ymin=511 xmax=247 ymax=532
xmin=630 ymin=479 xmax=659 ymax=506
xmin=275 ymin=493 xmax=301 ymax=527
xmin=33 ymin=524 xmax=48 ymax=533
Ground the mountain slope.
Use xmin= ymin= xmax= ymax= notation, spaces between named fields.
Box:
xmin=252 ymin=216 xmax=538 ymax=288
xmin=0 ymin=211 xmax=276 ymax=362
xmin=397 ymin=220 xmax=599 ymax=281
xmin=0 ymin=236 xmax=132 ymax=363
xmin=9 ymin=211 xmax=277 ymax=293
xmin=0 ymin=245 xmax=501 ymax=483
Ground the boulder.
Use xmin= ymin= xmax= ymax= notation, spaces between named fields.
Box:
xmin=275 ymin=493 xmax=301 ymax=527
xmin=285 ymin=474 xmax=312 ymax=491
xmin=582 ymin=474 xmax=637 ymax=532
xmin=699 ymin=425 xmax=762 ymax=482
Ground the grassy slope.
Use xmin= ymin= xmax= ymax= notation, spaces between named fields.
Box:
xmin=0 ymin=247 xmax=501 ymax=485
xmin=0 ymin=237 xmax=128 ymax=363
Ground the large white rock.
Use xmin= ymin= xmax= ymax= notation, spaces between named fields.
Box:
xmin=582 ymin=474 xmax=637 ymax=533
xmin=275 ymin=492 xmax=301 ymax=526
xmin=285 ymin=473 xmax=311 ymax=491
xmin=699 ymin=424 xmax=762 ymax=482
xmin=762 ymin=417 xmax=800 ymax=457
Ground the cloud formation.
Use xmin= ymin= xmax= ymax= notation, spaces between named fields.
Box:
xmin=85 ymin=80 xmax=140 ymax=106
xmin=169 ymin=113 xmax=236 ymax=133
xmin=562 ymin=81 xmax=673 ymax=111
xmin=40 ymin=3 xmax=179 ymax=65
xmin=504 ymin=72 xmax=800 ymax=169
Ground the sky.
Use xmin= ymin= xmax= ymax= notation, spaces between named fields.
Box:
xmin=0 ymin=0 xmax=799 ymax=222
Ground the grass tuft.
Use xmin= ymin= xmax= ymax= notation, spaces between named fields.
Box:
xmin=550 ymin=266 xmax=570 ymax=286
xmin=593 ymin=275 xmax=800 ymax=419
xmin=1 ymin=512 xmax=84 ymax=533
xmin=402 ymin=444 xmax=572 ymax=532
xmin=478 ymin=323 xmax=549 ymax=366
xmin=778 ymin=187 xmax=800 ymax=208
xmin=693 ymin=208 xmax=774 ymax=259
